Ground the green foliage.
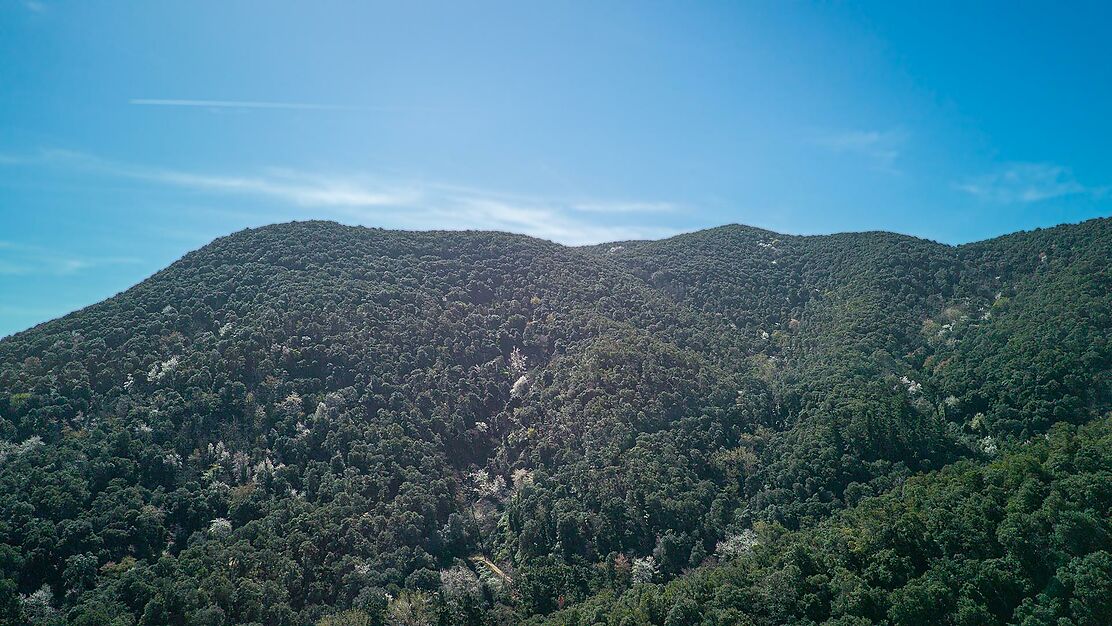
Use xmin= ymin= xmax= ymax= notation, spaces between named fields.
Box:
xmin=316 ymin=608 xmax=376 ymax=626
xmin=531 ymin=418 xmax=1112 ymax=625
xmin=0 ymin=218 xmax=1108 ymax=624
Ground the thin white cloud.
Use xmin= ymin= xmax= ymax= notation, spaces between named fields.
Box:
xmin=128 ymin=99 xmax=430 ymax=113
xmin=433 ymin=198 xmax=674 ymax=244
xmin=0 ymin=304 xmax=70 ymax=317
xmin=815 ymin=128 xmax=906 ymax=173
xmin=957 ymin=162 xmax=1102 ymax=203
xmin=570 ymin=201 xmax=678 ymax=214
xmin=0 ymin=149 xmax=682 ymax=245
xmin=0 ymin=241 xmax=141 ymax=276
xmin=149 ymin=169 xmax=421 ymax=208
xmin=129 ymin=99 xmax=364 ymax=111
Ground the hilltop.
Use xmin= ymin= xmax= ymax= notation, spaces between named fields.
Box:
xmin=1 ymin=218 xmax=1109 ymax=625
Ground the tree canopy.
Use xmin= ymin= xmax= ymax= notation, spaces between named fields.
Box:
xmin=1 ymin=218 xmax=1108 ymax=625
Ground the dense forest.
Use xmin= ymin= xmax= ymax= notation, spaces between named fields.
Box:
xmin=0 ymin=218 xmax=1108 ymax=625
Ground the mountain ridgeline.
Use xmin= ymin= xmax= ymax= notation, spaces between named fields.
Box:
xmin=0 ymin=219 xmax=1109 ymax=626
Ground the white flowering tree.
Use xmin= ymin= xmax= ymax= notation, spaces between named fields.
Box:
xmin=631 ymin=555 xmax=659 ymax=584
xmin=980 ymin=436 xmax=999 ymax=456
xmin=716 ymin=528 xmax=759 ymax=559
xmin=511 ymin=375 xmax=529 ymax=398
xmin=468 ymin=469 xmax=507 ymax=500
xmin=509 ymin=346 xmax=527 ymax=373
xmin=386 ymin=590 xmax=436 ymax=626
xmin=209 ymin=517 xmax=232 ymax=535
xmin=439 ymin=564 xmax=482 ymax=603
xmin=21 ymin=585 xmax=57 ymax=623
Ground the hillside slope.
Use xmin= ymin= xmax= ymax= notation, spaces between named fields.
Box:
xmin=0 ymin=218 xmax=1109 ymax=625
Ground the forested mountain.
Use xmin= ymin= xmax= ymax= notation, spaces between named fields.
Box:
xmin=0 ymin=218 xmax=1108 ymax=626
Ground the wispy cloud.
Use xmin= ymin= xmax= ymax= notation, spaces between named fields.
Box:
xmin=135 ymin=168 xmax=677 ymax=243
xmin=129 ymin=98 xmax=366 ymax=111
xmin=815 ymin=128 xmax=906 ymax=173
xmin=0 ymin=241 xmax=141 ymax=276
xmin=147 ymin=168 xmax=421 ymax=208
xmin=0 ymin=304 xmax=71 ymax=317
xmin=570 ymin=201 xmax=678 ymax=214
xmin=0 ymin=149 xmax=682 ymax=245
xmin=957 ymin=162 xmax=1104 ymax=203
xmin=128 ymin=99 xmax=432 ymax=114
xmin=426 ymin=197 xmax=675 ymax=244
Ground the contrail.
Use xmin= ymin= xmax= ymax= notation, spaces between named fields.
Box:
xmin=129 ymin=98 xmax=360 ymax=111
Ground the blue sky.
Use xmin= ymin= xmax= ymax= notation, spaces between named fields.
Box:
xmin=2 ymin=1 xmax=1110 ymax=337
